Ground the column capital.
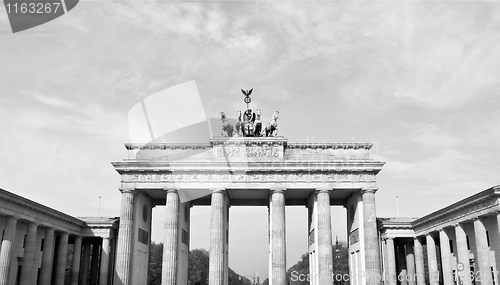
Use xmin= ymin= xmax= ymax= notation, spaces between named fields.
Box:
xmin=119 ymin=188 xmax=137 ymax=194
xmin=270 ymin=185 xmax=287 ymax=193
xmin=209 ymin=187 xmax=226 ymax=193
xmin=315 ymin=187 xmax=331 ymax=193
xmin=6 ymin=215 xmax=19 ymax=222
xmin=164 ymin=188 xmax=179 ymax=194
xmin=361 ymin=188 xmax=378 ymax=194
xmin=472 ymin=217 xmax=485 ymax=223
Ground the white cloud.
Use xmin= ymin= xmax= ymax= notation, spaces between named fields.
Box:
xmin=405 ymin=123 xmax=460 ymax=147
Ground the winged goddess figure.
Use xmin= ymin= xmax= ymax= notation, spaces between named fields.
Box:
xmin=241 ymin=88 xmax=253 ymax=97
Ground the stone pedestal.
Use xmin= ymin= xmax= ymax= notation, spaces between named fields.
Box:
xmin=162 ymin=190 xmax=180 ymax=285
xmin=362 ymin=189 xmax=382 ymax=285
xmin=40 ymin=228 xmax=55 ymax=285
xmin=114 ymin=190 xmax=135 ymax=285
xmin=0 ymin=217 xmax=17 ymax=285
xmin=269 ymin=190 xmax=286 ymax=285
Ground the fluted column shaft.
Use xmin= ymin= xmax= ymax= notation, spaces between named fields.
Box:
xmin=455 ymin=224 xmax=472 ymax=285
xmin=413 ymin=237 xmax=425 ymax=285
xmin=362 ymin=188 xmax=382 ymax=285
xmin=439 ymin=230 xmax=454 ymax=285
xmin=81 ymin=240 xmax=91 ymax=285
xmin=71 ymin=236 xmax=82 ymax=285
xmin=209 ymin=190 xmax=226 ymax=285
xmin=386 ymin=238 xmax=397 ymax=285
xmin=0 ymin=217 xmax=18 ymax=285
xmin=99 ymin=237 xmax=111 ymax=285
xmin=406 ymin=241 xmax=416 ymax=285
xmin=426 ymin=234 xmax=439 ymax=285
xmin=90 ymin=242 xmax=100 ymax=285
xmin=316 ymin=190 xmax=332 ymax=285
xmin=474 ymin=218 xmax=493 ymax=285
xmin=114 ymin=190 xmax=135 ymax=285
xmin=270 ymin=190 xmax=286 ymax=285
xmin=19 ymin=222 xmax=38 ymax=285
xmin=40 ymin=228 xmax=55 ymax=285
xmin=162 ymin=190 xmax=180 ymax=285
xmin=55 ymin=232 xmax=69 ymax=285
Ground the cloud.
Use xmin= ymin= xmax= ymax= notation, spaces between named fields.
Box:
xmin=405 ymin=123 xmax=460 ymax=147
xmin=34 ymin=93 xmax=75 ymax=109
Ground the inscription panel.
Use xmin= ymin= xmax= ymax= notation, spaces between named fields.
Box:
xmin=217 ymin=146 xmax=280 ymax=157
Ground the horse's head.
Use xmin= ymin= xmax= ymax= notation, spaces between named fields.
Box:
xmin=273 ymin=111 xmax=279 ymax=120
xmin=256 ymin=109 xmax=261 ymax=117
xmin=220 ymin=112 xmax=226 ymax=120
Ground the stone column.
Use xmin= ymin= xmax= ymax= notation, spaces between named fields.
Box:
xmin=385 ymin=238 xmax=397 ymax=285
xmin=426 ymin=234 xmax=439 ymax=285
xmin=90 ymin=241 xmax=100 ymax=285
xmin=406 ymin=241 xmax=416 ymax=285
xmin=316 ymin=189 xmax=332 ymax=285
xmin=474 ymin=218 xmax=493 ymax=285
xmin=0 ymin=217 xmax=18 ymax=285
xmin=55 ymin=232 xmax=69 ymax=285
xmin=413 ymin=237 xmax=425 ymax=285
xmin=362 ymin=188 xmax=382 ymax=285
xmin=270 ymin=189 xmax=287 ymax=285
xmin=439 ymin=229 xmax=454 ymax=285
xmin=455 ymin=224 xmax=472 ymax=285
xmin=162 ymin=190 xmax=180 ymax=285
xmin=114 ymin=190 xmax=135 ymax=285
xmin=209 ymin=189 xmax=228 ymax=285
xmin=81 ymin=239 xmax=92 ymax=285
xmin=99 ymin=237 xmax=111 ymax=285
xmin=71 ymin=236 xmax=82 ymax=285
xmin=40 ymin=228 xmax=55 ymax=285
xmin=19 ymin=222 xmax=38 ymax=285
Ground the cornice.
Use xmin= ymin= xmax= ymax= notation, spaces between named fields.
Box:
xmin=0 ymin=188 xmax=86 ymax=228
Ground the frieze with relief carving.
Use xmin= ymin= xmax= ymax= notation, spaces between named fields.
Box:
xmin=122 ymin=172 xmax=375 ymax=184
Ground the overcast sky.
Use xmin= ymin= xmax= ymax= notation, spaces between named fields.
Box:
xmin=1 ymin=0 xmax=500 ymax=280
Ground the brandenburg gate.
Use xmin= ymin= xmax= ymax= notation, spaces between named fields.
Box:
xmin=111 ymin=134 xmax=385 ymax=285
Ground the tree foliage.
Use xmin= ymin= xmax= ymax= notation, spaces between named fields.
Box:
xmin=148 ymin=245 xmax=254 ymax=285
xmin=189 ymin=249 xmax=210 ymax=285
xmin=149 ymin=242 xmax=163 ymax=285
xmin=286 ymin=241 xmax=350 ymax=285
